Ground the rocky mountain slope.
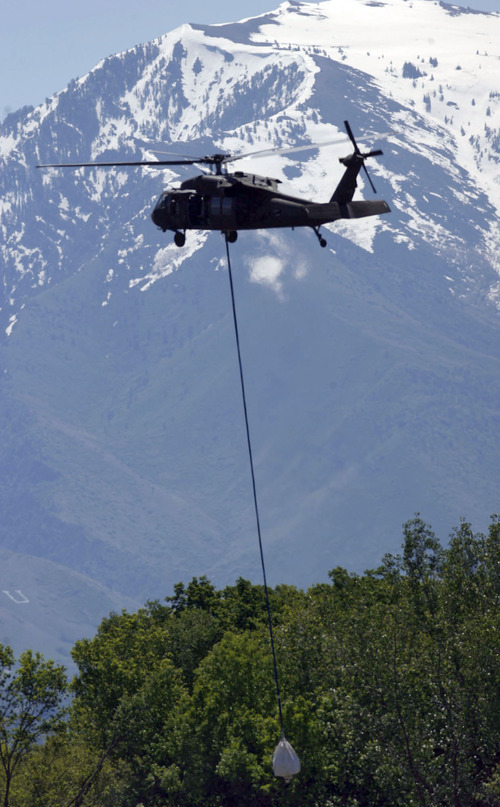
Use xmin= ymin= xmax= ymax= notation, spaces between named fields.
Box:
xmin=0 ymin=0 xmax=499 ymax=665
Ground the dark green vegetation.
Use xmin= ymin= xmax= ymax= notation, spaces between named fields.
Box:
xmin=1 ymin=515 xmax=499 ymax=806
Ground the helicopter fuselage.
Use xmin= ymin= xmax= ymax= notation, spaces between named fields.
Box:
xmin=151 ymin=166 xmax=389 ymax=246
xmin=152 ymin=172 xmax=339 ymax=233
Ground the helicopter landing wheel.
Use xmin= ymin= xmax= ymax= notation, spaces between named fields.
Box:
xmin=225 ymin=230 xmax=238 ymax=243
xmin=174 ymin=231 xmax=186 ymax=248
xmin=312 ymin=226 xmax=327 ymax=248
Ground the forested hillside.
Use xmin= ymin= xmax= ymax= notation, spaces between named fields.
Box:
xmin=0 ymin=515 xmax=499 ymax=806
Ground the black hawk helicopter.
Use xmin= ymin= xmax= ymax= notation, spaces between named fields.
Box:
xmin=38 ymin=121 xmax=390 ymax=248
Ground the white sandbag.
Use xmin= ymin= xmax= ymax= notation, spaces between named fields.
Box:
xmin=272 ymin=735 xmax=301 ymax=782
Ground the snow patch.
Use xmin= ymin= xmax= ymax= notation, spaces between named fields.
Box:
xmin=5 ymin=314 xmax=17 ymax=337
xmin=130 ymin=231 xmax=208 ymax=291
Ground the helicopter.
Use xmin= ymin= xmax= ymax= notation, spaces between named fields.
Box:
xmin=38 ymin=121 xmax=390 ymax=248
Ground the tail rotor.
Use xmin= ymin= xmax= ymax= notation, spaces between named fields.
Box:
xmin=343 ymin=120 xmax=383 ymax=194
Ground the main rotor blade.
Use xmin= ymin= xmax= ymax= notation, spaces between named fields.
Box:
xmin=37 ymin=158 xmax=203 ymax=169
xmin=151 ymin=149 xmax=204 ymax=158
xmin=38 ymin=133 xmax=360 ymax=171
xmin=223 ymin=135 xmax=349 ymax=163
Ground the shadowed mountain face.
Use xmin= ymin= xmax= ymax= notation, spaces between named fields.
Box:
xmin=0 ymin=0 xmax=499 ymax=665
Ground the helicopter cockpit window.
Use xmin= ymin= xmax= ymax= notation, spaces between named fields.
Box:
xmin=161 ymin=194 xmax=177 ymax=214
xmin=158 ymin=193 xmax=176 ymax=212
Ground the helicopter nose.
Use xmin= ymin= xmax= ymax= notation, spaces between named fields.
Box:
xmin=151 ymin=198 xmax=167 ymax=229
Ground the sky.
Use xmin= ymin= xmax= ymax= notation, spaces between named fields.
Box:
xmin=1 ymin=0 xmax=498 ymax=121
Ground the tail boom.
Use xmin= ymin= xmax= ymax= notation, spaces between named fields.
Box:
xmin=305 ymin=199 xmax=390 ymax=224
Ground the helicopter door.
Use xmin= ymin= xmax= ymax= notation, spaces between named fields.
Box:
xmin=209 ymin=197 xmax=234 ymax=225
xmin=209 ymin=197 xmax=221 ymax=219
xmin=188 ymin=193 xmax=202 ymax=225
xmin=221 ymin=198 xmax=233 ymax=219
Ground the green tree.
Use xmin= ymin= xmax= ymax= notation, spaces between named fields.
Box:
xmin=71 ymin=608 xmax=172 ymax=747
xmin=12 ymin=736 xmax=131 ymax=807
xmin=177 ymin=630 xmax=283 ymax=806
xmin=63 ymin=517 xmax=499 ymax=806
xmin=71 ymin=608 xmax=190 ymax=806
xmin=0 ymin=646 xmax=67 ymax=807
xmin=165 ymin=575 xmax=221 ymax=615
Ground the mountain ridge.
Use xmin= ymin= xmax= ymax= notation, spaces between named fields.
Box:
xmin=0 ymin=0 xmax=499 ymax=666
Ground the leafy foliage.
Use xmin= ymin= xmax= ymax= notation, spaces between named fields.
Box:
xmin=0 ymin=648 xmax=67 ymax=807
xmin=1 ymin=515 xmax=499 ymax=806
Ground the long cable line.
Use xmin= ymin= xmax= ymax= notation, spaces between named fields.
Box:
xmin=66 ymin=236 xmax=288 ymax=807
xmin=224 ymin=234 xmax=284 ymax=733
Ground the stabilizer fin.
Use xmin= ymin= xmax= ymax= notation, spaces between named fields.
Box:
xmin=341 ymin=200 xmax=391 ymax=218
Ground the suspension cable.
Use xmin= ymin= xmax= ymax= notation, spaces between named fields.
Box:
xmin=224 ymin=235 xmax=284 ymax=733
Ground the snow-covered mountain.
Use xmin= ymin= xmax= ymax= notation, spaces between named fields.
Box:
xmin=1 ymin=0 xmax=499 ymax=665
